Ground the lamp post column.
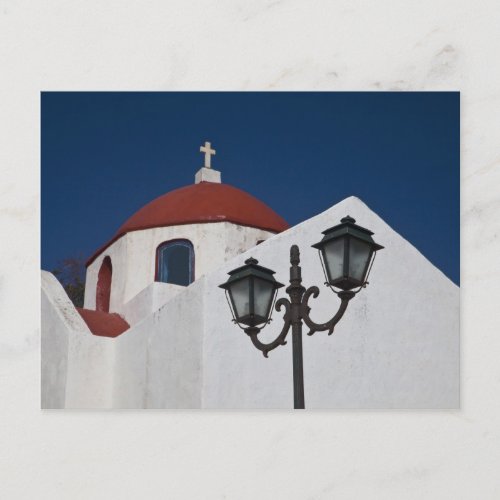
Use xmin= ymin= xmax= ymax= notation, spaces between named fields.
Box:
xmin=287 ymin=245 xmax=305 ymax=409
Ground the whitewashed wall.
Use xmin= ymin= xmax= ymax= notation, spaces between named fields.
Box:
xmin=84 ymin=221 xmax=275 ymax=311
xmin=41 ymin=271 xmax=81 ymax=408
xmin=43 ymin=276 xmax=206 ymax=409
xmin=121 ymin=281 xmax=185 ymax=325
xmin=112 ymin=279 xmax=205 ymax=408
xmin=41 ymin=271 xmax=117 ymax=409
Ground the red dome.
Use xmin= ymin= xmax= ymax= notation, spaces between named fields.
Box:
xmin=86 ymin=182 xmax=289 ymax=266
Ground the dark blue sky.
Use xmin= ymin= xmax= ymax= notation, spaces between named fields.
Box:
xmin=41 ymin=92 xmax=459 ymax=284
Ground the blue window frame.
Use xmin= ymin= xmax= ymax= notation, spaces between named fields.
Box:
xmin=156 ymin=239 xmax=194 ymax=286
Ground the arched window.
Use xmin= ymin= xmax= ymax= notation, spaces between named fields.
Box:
xmin=156 ymin=239 xmax=194 ymax=286
xmin=96 ymin=256 xmax=112 ymax=312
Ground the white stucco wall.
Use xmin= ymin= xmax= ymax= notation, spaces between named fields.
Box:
xmin=112 ymin=278 xmax=206 ymax=408
xmin=41 ymin=271 xmax=116 ymax=409
xmin=63 ymin=328 xmax=116 ymax=409
xmin=120 ymin=281 xmax=185 ymax=325
xmin=84 ymin=221 xmax=275 ymax=313
xmin=42 ymin=274 xmax=205 ymax=409
xmin=41 ymin=271 xmax=86 ymax=408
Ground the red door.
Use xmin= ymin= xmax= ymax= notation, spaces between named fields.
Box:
xmin=96 ymin=256 xmax=112 ymax=312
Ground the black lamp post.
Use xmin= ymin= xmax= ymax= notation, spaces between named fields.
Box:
xmin=219 ymin=216 xmax=383 ymax=409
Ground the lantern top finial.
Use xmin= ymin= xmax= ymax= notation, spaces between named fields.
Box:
xmin=341 ymin=215 xmax=356 ymax=224
xmin=245 ymin=257 xmax=259 ymax=265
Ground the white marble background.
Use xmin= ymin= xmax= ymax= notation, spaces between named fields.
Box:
xmin=1 ymin=0 xmax=499 ymax=498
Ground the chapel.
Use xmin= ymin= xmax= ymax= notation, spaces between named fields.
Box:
xmin=79 ymin=141 xmax=289 ymax=336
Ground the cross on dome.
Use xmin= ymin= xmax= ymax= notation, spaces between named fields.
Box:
xmin=200 ymin=141 xmax=216 ymax=168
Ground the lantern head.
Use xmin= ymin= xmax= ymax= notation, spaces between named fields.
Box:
xmin=219 ymin=258 xmax=284 ymax=327
xmin=312 ymin=216 xmax=384 ymax=291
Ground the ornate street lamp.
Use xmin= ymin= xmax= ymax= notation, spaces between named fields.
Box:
xmin=220 ymin=216 xmax=383 ymax=409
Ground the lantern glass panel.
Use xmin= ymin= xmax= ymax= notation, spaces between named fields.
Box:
xmin=348 ymin=238 xmax=372 ymax=282
xmin=229 ymin=278 xmax=250 ymax=320
xmin=253 ymin=277 xmax=275 ymax=320
xmin=323 ymin=238 xmax=345 ymax=282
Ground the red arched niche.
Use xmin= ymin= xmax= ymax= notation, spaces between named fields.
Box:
xmin=96 ymin=256 xmax=112 ymax=312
